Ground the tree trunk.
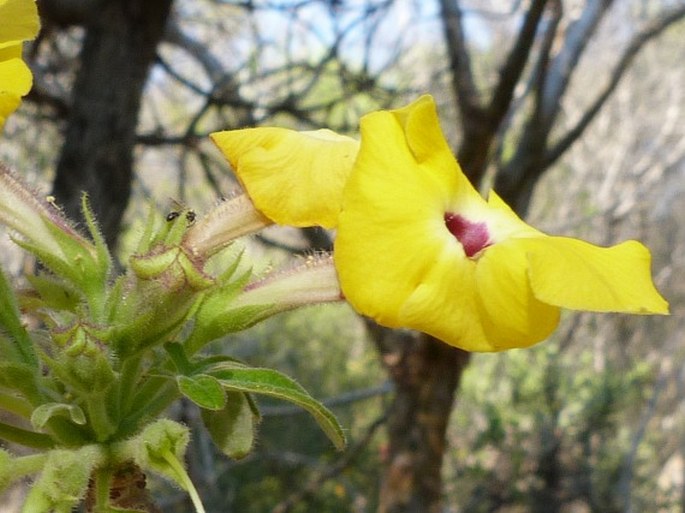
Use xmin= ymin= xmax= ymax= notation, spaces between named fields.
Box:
xmin=369 ymin=324 xmax=471 ymax=513
xmin=51 ymin=0 xmax=173 ymax=250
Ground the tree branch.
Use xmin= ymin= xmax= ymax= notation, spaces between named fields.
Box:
xmin=546 ymin=4 xmax=685 ymax=167
xmin=487 ymin=0 xmax=549 ymax=125
xmin=539 ymin=0 xmax=614 ymax=125
xmin=37 ymin=0 xmax=99 ymax=26
xmin=439 ymin=0 xmax=482 ymax=118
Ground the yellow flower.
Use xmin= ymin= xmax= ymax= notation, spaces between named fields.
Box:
xmin=335 ymin=96 xmax=668 ymax=350
xmin=211 ymin=95 xmax=668 ymax=352
xmin=0 ymin=0 xmax=40 ymax=129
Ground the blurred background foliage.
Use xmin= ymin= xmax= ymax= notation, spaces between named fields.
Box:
xmin=1 ymin=0 xmax=685 ymax=511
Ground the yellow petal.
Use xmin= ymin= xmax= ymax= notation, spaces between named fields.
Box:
xmin=0 ymin=0 xmax=39 ymax=49
xmin=210 ymin=127 xmax=359 ymax=228
xmin=526 ymin=236 xmax=669 ymax=314
xmin=336 ymin=95 xmax=500 ymax=351
xmin=398 ymin=249 xmax=494 ymax=351
xmin=0 ymin=48 xmax=32 ymax=128
xmin=335 ymin=96 xmax=456 ymax=319
xmin=0 ymin=93 xmax=21 ymax=128
xmin=474 ymin=239 xmax=560 ymax=349
xmin=0 ymin=46 xmax=32 ymax=93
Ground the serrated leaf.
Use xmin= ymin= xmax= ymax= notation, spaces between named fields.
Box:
xmin=177 ymin=374 xmax=226 ymax=410
xmin=31 ymin=403 xmax=86 ymax=429
xmin=211 ymin=367 xmax=346 ymax=450
xmin=201 ymin=391 xmax=257 ymax=459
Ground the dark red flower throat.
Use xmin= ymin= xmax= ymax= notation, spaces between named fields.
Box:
xmin=444 ymin=213 xmax=491 ymax=257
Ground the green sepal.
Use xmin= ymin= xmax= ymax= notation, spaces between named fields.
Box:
xmin=111 ymin=288 xmax=201 ymax=357
xmin=0 ymin=265 xmax=36 ymax=367
xmin=130 ymin=245 xmax=214 ymax=291
xmin=177 ymin=374 xmax=226 ymax=410
xmin=214 ymin=246 xmax=244 ymax=284
xmin=0 ymin=361 xmax=43 ymax=404
xmin=130 ymin=246 xmax=180 ymax=279
xmin=133 ymin=204 xmax=160 ymax=255
xmin=161 ymin=208 xmax=194 ymax=247
xmin=13 ymin=215 xmax=104 ymax=298
xmin=184 ymin=270 xmax=272 ymax=354
xmin=23 ymin=274 xmax=81 ymax=314
xmin=46 ymin=322 xmax=114 ymax=382
xmin=80 ymin=193 xmax=111 ymax=281
xmin=209 ymin=365 xmax=346 ymax=450
xmin=42 ymin=346 xmax=116 ymax=397
xmin=31 ymin=403 xmax=87 ymax=430
xmin=201 ymin=391 xmax=257 ymax=459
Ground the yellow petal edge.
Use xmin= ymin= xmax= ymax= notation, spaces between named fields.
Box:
xmin=210 ymin=127 xmax=359 ymax=228
xmin=0 ymin=0 xmax=39 ymax=129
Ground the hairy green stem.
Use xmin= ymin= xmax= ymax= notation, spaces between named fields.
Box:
xmin=117 ymin=381 xmax=179 ymax=439
xmin=116 ymin=355 xmax=142 ymax=420
xmin=93 ymin=466 xmax=114 ymax=513
xmin=161 ymin=447 xmax=206 ymax=513
xmin=87 ymin=396 xmax=116 ymax=442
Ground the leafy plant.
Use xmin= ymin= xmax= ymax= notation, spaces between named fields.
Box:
xmin=0 ymin=165 xmax=345 ymax=512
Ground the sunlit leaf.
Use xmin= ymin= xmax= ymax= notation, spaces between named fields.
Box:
xmin=211 ymin=366 xmax=346 ymax=450
xmin=177 ymin=374 xmax=226 ymax=411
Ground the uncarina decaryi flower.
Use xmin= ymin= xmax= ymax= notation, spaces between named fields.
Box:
xmin=0 ymin=0 xmax=39 ymax=129
xmin=211 ymin=95 xmax=668 ymax=352
xmin=334 ymin=96 xmax=668 ymax=351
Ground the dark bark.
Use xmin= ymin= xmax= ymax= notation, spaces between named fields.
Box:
xmin=84 ymin=462 xmax=162 ymax=513
xmin=369 ymin=325 xmax=470 ymax=513
xmin=38 ymin=0 xmax=98 ymax=26
xmin=51 ymin=0 xmax=174 ymax=250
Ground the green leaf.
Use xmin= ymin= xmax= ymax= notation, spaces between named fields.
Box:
xmin=0 ymin=266 xmax=37 ymax=367
xmin=24 ymin=274 xmax=80 ymax=313
xmin=31 ymin=403 xmax=86 ymax=430
xmin=211 ymin=366 xmax=346 ymax=450
xmin=201 ymin=391 xmax=257 ymax=459
xmin=177 ymin=374 xmax=226 ymax=410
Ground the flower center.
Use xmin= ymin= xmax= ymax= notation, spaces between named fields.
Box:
xmin=444 ymin=213 xmax=491 ymax=258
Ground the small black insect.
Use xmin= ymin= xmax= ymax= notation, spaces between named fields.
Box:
xmin=166 ymin=211 xmax=180 ymax=222
xmin=185 ymin=210 xmax=196 ymax=224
